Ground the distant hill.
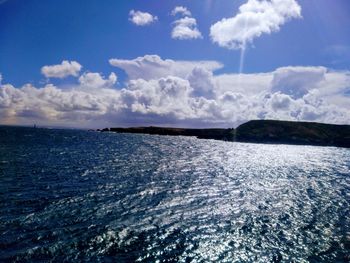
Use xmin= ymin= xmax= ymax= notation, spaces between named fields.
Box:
xmin=101 ymin=120 xmax=350 ymax=148
xmin=236 ymin=120 xmax=350 ymax=148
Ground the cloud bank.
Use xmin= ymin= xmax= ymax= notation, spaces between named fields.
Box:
xmin=210 ymin=0 xmax=302 ymax=49
xmin=1 ymin=55 xmax=350 ymax=128
xmin=129 ymin=10 xmax=158 ymax=26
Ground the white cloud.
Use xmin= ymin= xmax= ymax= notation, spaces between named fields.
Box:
xmin=41 ymin=60 xmax=82 ymax=78
xmin=1 ymin=57 xmax=350 ymax=128
xmin=170 ymin=6 xmax=202 ymax=40
xmin=120 ymin=77 xmax=194 ymax=118
xmin=172 ymin=17 xmax=202 ymax=40
xmin=78 ymin=72 xmax=117 ymax=89
xmin=171 ymin=6 xmax=192 ymax=17
xmin=129 ymin=10 xmax=158 ymax=26
xmin=188 ymin=67 xmax=216 ymax=99
xmin=210 ymin=0 xmax=302 ymax=49
xmin=109 ymin=55 xmax=223 ymax=80
xmin=269 ymin=92 xmax=293 ymax=111
xmin=214 ymin=72 xmax=273 ymax=95
xmin=271 ymin=66 xmax=326 ymax=98
xmin=0 ymin=76 xmax=119 ymax=127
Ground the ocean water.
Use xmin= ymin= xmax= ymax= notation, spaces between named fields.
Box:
xmin=0 ymin=126 xmax=349 ymax=262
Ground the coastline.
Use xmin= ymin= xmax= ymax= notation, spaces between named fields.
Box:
xmin=100 ymin=120 xmax=350 ymax=148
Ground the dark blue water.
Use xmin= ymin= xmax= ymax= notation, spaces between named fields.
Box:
xmin=0 ymin=126 xmax=349 ymax=262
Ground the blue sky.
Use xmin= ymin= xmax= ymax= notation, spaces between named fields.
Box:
xmin=1 ymin=0 xmax=350 ymax=128
xmin=1 ymin=0 xmax=350 ymax=86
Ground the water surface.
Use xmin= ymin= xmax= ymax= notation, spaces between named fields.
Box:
xmin=0 ymin=126 xmax=349 ymax=262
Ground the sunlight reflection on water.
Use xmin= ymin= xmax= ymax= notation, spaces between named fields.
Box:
xmin=0 ymin=127 xmax=349 ymax=262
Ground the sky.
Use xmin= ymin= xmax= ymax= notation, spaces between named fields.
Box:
xmin=0 ymin=0 xmax=350 ymax=128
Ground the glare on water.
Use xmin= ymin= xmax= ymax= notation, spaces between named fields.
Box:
xmin=0 ymin=127 xmax=349 ymax=262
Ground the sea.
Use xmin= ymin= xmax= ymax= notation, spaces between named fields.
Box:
xmin=0 ymin=126 xmax=349 ymax=262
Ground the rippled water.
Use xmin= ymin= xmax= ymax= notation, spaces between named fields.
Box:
xmin=0 ymin=126 xmax=349 ymax=262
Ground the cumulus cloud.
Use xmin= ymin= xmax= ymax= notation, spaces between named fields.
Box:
xmin=129 ymin=10 xmax=158 ymax=26
xmin=271 ymin=66 xmax=326 ymax=98
xmin=78 ymin=72 xmax=117 ymax=89
xmin=214 ymin=72 xmax=273 ymax=95
xmin=41 ymin=60 xmax=82 ymax=78
xmin=170 ymin=6 xmax=202 ymax=40
xmin=269 ymin=92 xmax=293 ymax=111
xmin=1 ymin=57 xmax=350 ymax=128
xmin=172 ymin=17 xmax=202 ymax=40
xmin=210 ymin=0 xmax=302 ymax=49
xmin=188 ymin=67 xmax=216 ymax=99
xmin=171 ymin=6 xmax=192 ymax=17
xmin=0 ymin=74 xmax=120 ymax=127
xmin=109 ymin=55 xmax=223 ymax=80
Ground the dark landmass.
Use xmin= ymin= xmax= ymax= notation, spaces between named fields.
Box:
xmin=235 ymin=120 xmax=350 ymax=148
xmin=101 ymin=120 xmax=350 ymax=148
xmin=102 ymin=127 xmax=235 ymax=141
